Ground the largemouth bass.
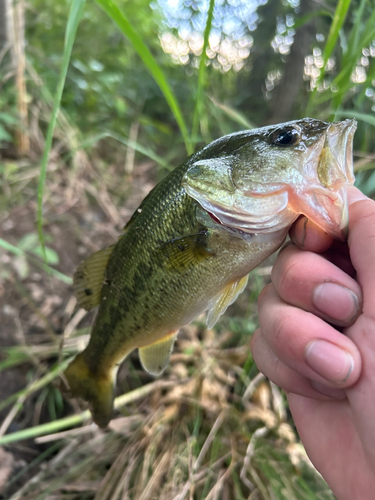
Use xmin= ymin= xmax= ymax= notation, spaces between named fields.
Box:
xmin=62 ymin=118 xmax=356 ymax=427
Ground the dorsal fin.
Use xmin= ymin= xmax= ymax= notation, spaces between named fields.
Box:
xmin=206 ymin=275 xmax=249 ymax=329
xmin=138 ymin=332 xmax=178 ymax=376
xmin=73 ymin=245 xmax=115 ymax=310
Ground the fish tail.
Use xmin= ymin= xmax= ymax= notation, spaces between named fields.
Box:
xmin=62 ymin=351 xmax=115 ymax=428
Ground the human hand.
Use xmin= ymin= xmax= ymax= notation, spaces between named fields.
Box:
xmin=251 ymin=186 xmax=375 ymax=499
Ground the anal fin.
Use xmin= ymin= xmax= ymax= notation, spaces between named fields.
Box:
xmin=73 ymin=245 xmax=115 ymax=310
xmin=139 ymin=332 xmax=178 ymax=376
xmin=206 ymin=274 xmax=249 ymax=329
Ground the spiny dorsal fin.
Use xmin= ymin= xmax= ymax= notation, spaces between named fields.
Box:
xmin=206 ymin=274 xmax=249 ymax=329
xmin=157 ymin=232 xmax=215 ymax=272
xmin=73 ymin=245 xmax=115 ymax=310
xmin=139 ymin=331 xmax=178 ymax=376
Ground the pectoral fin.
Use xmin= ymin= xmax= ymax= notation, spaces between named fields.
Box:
xmin=157 ymin=232 xmax=215 ymax=272
xmin=206 ymin=275 xmax=249 ymax=329
xmin=73 ymin=245 xmax=115 ymax=310
xmin=139 ymin=332 xmax=178 ymax=376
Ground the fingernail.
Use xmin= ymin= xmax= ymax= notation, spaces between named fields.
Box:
xmin=305 ymin=340 xmax=354 ymax=384
xmin=311 ymin=381 xmax=346 ymax=399
xmin=312 ymin=282 xmax=359 ymax=323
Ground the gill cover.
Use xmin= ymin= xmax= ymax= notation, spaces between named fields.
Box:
xmin=182 ymin=119 xmax=356 ymax=240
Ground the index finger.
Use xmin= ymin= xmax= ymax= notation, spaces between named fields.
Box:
xmin=290 ymin=216 xmax=334 ymax=253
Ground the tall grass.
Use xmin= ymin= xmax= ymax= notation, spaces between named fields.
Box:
xmin=94 ymin=0 xmax=192 ymax=155
xmin=37 ymin=0 xmax=86 ymax=258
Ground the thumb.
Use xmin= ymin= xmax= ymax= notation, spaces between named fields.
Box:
xmin=344 ymin=186 xmax=375 ymax=468
xmin=347 ymin=186 xmax=375 ymax=313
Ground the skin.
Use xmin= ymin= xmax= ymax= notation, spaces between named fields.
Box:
xmin=251 ymin=186 xmax=375 ymax=499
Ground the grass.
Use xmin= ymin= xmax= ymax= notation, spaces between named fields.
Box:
xmin=1 ymin=321 xmax=335 ymax=499
xmin=94 ymin=0 xmax=192 ymax=156
xmin=37 ymin=0 xmax=86 ymax=261
xmin=2 ymin=0 xmax=375 ymax=497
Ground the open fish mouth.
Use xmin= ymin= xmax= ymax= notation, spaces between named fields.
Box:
xmin=288 ymin=119 xmax=356 ymax=240
xmin=183 ymin=119 xmax=357 ymax=240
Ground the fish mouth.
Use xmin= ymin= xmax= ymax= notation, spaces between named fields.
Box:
xmin=289 ymin=119 xmax=356 ymax=240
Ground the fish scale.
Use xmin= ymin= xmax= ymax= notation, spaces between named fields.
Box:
xmin=61 ymin=118 xmax=356 ymax=427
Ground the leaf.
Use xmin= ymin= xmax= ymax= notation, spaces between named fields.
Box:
xmin=73 ymin=131 xmax=173 ymax=171
xmin=292 ymin=9 xmax=332 ymax=30
xmin=333 ymin=110 xmax=375 ymax=127
xmin=94 ymin=0 xmax=192 ymax=155
xmin=0 ymin=112 xmax=18 ymax=125
xmin=209 ymin=97 xmax=255 ymax=129
xmin=13 ymin=255 xmax=30 ymax=279
xmin=0 ymin=125 xmax=11 ymax=142
xmin=307 ymin=0 xmax=352 ymax=115
xmin=0 ymin=237 xmax=72 ymax=284
xmin=192 ymin=0 xmax=215 ymax=142
xmin=37 ymin=0 xmax=86 ymax=265
xmin=32 ymin=247 xmax=59 ymax=265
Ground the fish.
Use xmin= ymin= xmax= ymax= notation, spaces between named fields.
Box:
xmin=61 ymin=118 xmax=356 ymax=427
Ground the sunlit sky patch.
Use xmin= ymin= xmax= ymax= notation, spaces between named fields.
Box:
xmin=155 ymin=0 xmax=267 ymax=72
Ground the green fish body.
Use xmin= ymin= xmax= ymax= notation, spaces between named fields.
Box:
xmin=63 ymin=118 xmax=356 ymax=427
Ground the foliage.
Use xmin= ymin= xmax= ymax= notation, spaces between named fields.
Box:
xmin=1 ymin=0 xmax=375 ymax=498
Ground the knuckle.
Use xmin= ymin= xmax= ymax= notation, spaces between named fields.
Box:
xmin=274 ymin=254 xmax=304 ymax=298
xmin=270 ymin=308 xmax=296 ymax=348
xmin=257 ymin=283 xmax=273 ymax=308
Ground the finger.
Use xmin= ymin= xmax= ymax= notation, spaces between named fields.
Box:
xmin=347 ymin=186 xmax=375 ymax=314
xmin=251 ymin=329 xmax=346 ymax=400
xmin=290 ymin=216 xmax=333 ymax=253
xmin=272 ymin=245 xmax=362 ymax=327
xmin=257 ymin=284 xmax=362 ymax=388
xmin=334 ymin=187 xmax=375 ymax=468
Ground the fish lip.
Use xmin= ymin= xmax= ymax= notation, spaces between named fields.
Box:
xmin=305 ymin=186 xmax=349 ymax=241
xmin=321 ymin=119 xmax=356 ymax=239
xmin=327 ymin=119 xmax=357 ymax=186
xmin=295 ymin=120 xmax=356 ymax=242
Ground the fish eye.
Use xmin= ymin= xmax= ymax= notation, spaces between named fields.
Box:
xmin=271 ymin=127 xmax=300 ymax=147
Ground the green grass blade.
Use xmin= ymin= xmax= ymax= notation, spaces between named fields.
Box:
xmin=307 ymin=0 xmax=352 ymax=115
xmin=333 ymin=110 xmax=375 ymax=127
xmin=94 ymin=0 xmax=192 ymax=155
xmin=209 ymin=96 xmax=255 ymax=129
xmin=292 ymin=9 xmax=332 ymax=30
xmin=344 ymin=0 xmax=366 ymax=64
xmin=0 ymin=380 xmax=174 ymax=445
xmin=191 ymin=0 xmax=215 ymax=142
xmin=0 ymin=358 xmax=72 ymax=413
xmin=74 ymin=131 xmax=173 ymax=170
xmin=37 ymin=0 xmax=86 ymax=260
xmin=0 ymin=237 xmax=72 ymax=284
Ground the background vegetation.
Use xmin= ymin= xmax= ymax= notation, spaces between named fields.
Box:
xmin=1 ymin=0 xmax=375 ymax=498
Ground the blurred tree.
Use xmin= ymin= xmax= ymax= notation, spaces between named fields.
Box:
xmin=268 ymin=0 xmax=317 ymax=123
xmin=0 ymin=0 xmax=14 ymax=61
